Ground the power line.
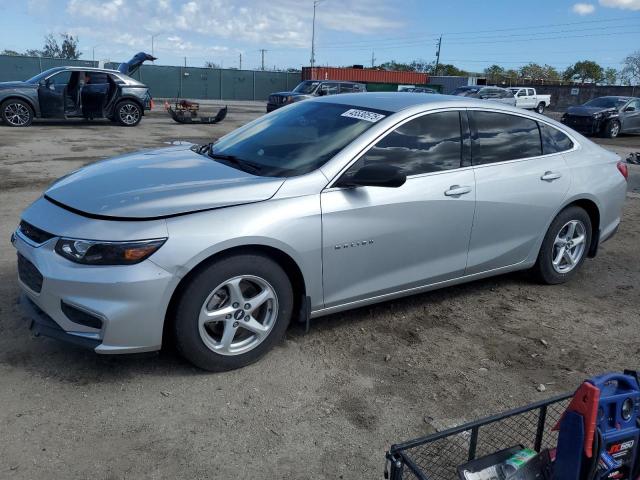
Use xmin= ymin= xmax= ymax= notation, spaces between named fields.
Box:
xmin=317 ymin=16 xmax=640 ymax=48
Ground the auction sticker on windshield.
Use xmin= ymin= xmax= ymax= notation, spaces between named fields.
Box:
xmin=341 ymin=109 xmax=386 ymax=123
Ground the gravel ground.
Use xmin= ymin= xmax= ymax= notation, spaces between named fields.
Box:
xmin=0 ymin=102 xmax=639 ymax=479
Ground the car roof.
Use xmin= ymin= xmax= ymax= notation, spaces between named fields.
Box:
xmin=63 ymin=66 xmax=122 ymax=74
xmin=310 ymin=91 xmax=513 ymax=113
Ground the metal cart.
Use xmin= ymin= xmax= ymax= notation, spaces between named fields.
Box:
xmin=385 ymin=393 xmax=572 ymax=480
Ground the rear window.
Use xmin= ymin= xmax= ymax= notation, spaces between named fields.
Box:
xmin=539 ymin=123 xmax=573 ymax=154
xmin=471 ymin=111 xmax=542 ymax=164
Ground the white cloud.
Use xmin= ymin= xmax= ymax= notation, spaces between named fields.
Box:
xmin=599 ymin=0 xmax=640 ymax=9
xmin=572 ymin=3 xmax=596 ymax=14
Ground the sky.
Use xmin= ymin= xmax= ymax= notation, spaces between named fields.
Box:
xmin=0 ymin=0 xmax=638 ymax=74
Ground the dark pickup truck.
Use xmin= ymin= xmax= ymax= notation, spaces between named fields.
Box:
xmin=267 ymin=80 xmax=366 ymax=112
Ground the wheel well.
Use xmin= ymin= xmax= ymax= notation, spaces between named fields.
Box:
xmin=566 ymin=199 xmax=600 ymax=257
xmin=1 ymin=96 xmax=36 ymax=115
xmin=162 ymin=245 xmax=307 ymax=347
xmin=115 ymin=97 xmax=144 ymax=111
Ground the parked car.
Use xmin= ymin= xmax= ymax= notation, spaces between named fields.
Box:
xmin=451 ymin=86 xmax=516 ymax=106
xmin=0 ymin=66 xmax=152 ymax=127
xmin=266 ymin=80 xmax=366 ymax=112
xmin=401 ymin=87 xmax=438 ymax=94
xmin=13 ymin=93 xmax=627 ymax=371
xmin=507 ymin=87 xmax=552 ymax=114
xmin=561 ymin=96 xmax=640 ymax=138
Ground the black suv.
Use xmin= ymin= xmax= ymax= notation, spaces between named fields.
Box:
xmin=267 ymin=80 xmax=366 ymax=112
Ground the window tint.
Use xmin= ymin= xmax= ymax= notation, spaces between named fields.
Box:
xmin=539 ymin=123 xmax=574 ymax=154
xmin=626 ymin=100 xmax=640 ymax=111
xmin=320 ymin=83 xmax=339 ymax=95
xmin=472 ymin=111 xmax=542 ymax=164
xmin=349 ymin=111 xmax=462 ymax=176
xmin=528 ymin=89 xmax=535 ymax=96
xmin=340 ymin=83 xmax=355 ymax=93
xmin=86 ymin=72 xmax=109 ymax=84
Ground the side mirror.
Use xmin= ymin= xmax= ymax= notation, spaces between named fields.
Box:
xmin=339 ymin=164 xmax=406 ymax=188
xmin=625 ymin=106 xmax=636 ymax=112
xmin=317 ymin=89 xmax=326 ymax=96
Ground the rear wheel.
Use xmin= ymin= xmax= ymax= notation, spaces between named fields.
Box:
xmin=1 ymin=99 xmax=33 ymax=127
xmin=535 ymin=102 xmax=545 ymax=114
xmin=115 ymin=100 xmax=142 ymax=126
xmin=173 ymin=254 xmax=293 ymax=371
xmin=532 ymin=206 xmax=592 ymax=284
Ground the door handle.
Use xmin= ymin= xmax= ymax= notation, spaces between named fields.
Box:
xmin=541 ymin=171 xmax=562 ymax=181
xmin=444 ymin=185 xmax=472 ymax=196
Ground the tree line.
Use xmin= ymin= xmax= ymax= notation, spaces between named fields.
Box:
xmin=2 ymin=34 xmax=81 ymax=60
xmin=380 ymin=52 xmax=640 ymax=86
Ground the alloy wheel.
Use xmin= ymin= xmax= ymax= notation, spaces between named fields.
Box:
xmin=4 ymin=102 xmax=30 ymax=126
xmin=119 ymin=104 xmax=140 ymax=125
xmin=552 ymin=220 xmax=587 ymax=274
xmin=610 ymin=122 xmax=620 ymax=137
xmin=198 ymin=275 xmax=278 ymax=356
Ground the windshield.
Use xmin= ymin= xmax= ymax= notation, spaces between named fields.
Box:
xmin=451 ymin=87 xmax=479 ymax=97
xmin=207 ymin=101 xmax=391 ymax=177
xmin=584 ymin=97 xmax=628 ymax=109
xmin=292 ymin=81 xmax=320 ymax=94
xmin=25 ymin=68 xmax=65 ymax=84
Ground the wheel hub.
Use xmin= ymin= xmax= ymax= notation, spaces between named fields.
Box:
xmin=552 ymin=220 xmax=586 ymax=274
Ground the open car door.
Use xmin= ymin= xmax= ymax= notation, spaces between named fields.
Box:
xmin=38 ymin=70 xmax=70 ymax=118
xmin=81 ymin=71 xmax=111 ymax=118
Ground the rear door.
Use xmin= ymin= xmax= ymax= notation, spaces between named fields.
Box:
xmin=81 ymin=71 xmax=110 ymax=118
xmin=321 ymin=110 xmax=476 ymax=308
xmin=466 ymin=110 xmax=571 ymax=274
xmin=38 ymin=70 xmax=71 ymax=118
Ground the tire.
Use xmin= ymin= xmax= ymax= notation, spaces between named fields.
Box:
xmin=1 ymin=99 xmax=34 ymax=127
xmin=532 ymin=206 xmax=592 ymax=285
xmin=535 ymin=102 xmax=545 ymax=114
xmin=602 ymin=119 xmax=620 ymax=138
xmin=114 ymin=100 xmax=142 ymax=126
xmin=173 ymin=254 xmax=294 ymax=371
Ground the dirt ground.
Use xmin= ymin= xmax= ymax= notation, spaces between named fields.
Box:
xmin=1 ymin=102 xmax=639 ymax=479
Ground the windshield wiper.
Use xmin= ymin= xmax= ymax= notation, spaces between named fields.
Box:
xmin=208 ymin=152 xmax=263 ymax=175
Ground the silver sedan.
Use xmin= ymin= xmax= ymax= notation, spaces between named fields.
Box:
xmin=13 ymin=93 xmax=627 ymax=371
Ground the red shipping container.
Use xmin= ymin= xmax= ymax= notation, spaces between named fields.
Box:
xmin=302 ymin=67 xmax=429 ymax=85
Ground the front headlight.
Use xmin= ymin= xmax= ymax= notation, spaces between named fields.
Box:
xmin=55 ymin=238 xmax=166 ymax=265
xmin=593 ymin=113 xmax=603 ymax=119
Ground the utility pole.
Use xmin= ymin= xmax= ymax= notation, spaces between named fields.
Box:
xmin=184 ymin=56 xmax=187 ymax=67
xmin=239 ymin=53 xmax=242 ymax=70
xmin=434 ymin=35 xmax=442 ymax=76
xmin=371 ymin=51 xmax=376 ymax=68
xmin=310 ymin=0 xmax=323 ymax=68
xmin=259 ymin=49 xmax=267 ymax=70
xmin=151 ymin=33 xmax=161 ymax=63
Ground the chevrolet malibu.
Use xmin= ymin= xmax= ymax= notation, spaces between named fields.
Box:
xmin=12 ymin=93 xmax=627 ymax=371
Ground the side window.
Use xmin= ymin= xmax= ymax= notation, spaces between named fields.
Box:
xmin=539 ymin=123 xmax=574 ymax=154
xmin=320 ymin=83 xmax=339 ymax=95
xmin=471 ymin=111 xmax=542 ymax=165
xmin=86 ymin=72 xmax=108 ymax=84
xmin=625 ymin=100 xmax=640 ymax=111
xmin=528 ymin=89 xmax=535 ymax=96
xmin=346 ymin=111 xmax=463 ymax=177
xmin=340 ymin=83 xmax=355 ymax=93
xmin=517 ymin=89 xmax=527 ymax=97
xmin=48 ymin=71 xmax=72 ymax=85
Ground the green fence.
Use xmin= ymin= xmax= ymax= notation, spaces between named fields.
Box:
xmin=0 ymin=55 xmax=301 ymax=101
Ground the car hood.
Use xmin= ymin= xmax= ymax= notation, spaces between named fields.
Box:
xmin=0 ymin=81 xmax=34 ymax=90
xmin=45 ymin=145 xmax=285 ymax=219
xmin=566 ymin=105 xmax=617 ymax=117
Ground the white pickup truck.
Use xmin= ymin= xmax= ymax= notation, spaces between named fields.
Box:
xmin=507 ymin=87 xmax=552 ymax=114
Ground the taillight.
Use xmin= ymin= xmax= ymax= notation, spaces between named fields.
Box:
xmin=617 ymin=161 xmax=628 ymax=180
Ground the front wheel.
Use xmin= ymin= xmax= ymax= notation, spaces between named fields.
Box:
xmin=535 ymin=102 xmax=545 ymax=114
xmin=173 ymin=254 xmax=294 ymax=371
xmin=532 ymin=206 xmax=592 ymax=285
xmin=115 ymin=100 xmax=142 ymax=126
xmin=1 ymin=99 xmax=33 ymax=127
xmin=603 ymin=119 xmax=620 ymax=138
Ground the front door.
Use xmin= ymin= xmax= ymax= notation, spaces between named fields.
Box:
xmin=466 ymin=110 xmax=571 ymax=274
xmin=37 ymin=70 xmax=71 ymax=118
xmin=621 ymin=99 xmax=640 ymax=132
xmin=321 ymin=110 xmax=476 ymax=308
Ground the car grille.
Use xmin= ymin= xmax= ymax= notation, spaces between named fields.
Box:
xmin=268 ymin=95 xmax=284 ymax=105
xmin=17 ymin=253 xmax=44 ymax=293
xmin=18 ymin=220 xmax=55 ymax=245
xmin=564 ymin=115 xmax=595 ymax=128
